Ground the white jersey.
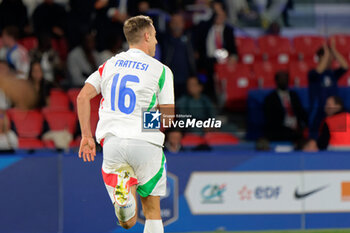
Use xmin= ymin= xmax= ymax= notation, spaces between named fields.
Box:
xmin=86 ymin=48 xmax=174 ymax=146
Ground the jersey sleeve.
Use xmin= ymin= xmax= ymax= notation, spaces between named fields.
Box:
xmin=85 ymin=70 xmax=101 ymax=94
xmin=85 ymin=61 xmax=107 ymax=94
xmin=157 ymin=66 xmax=175 ymax=105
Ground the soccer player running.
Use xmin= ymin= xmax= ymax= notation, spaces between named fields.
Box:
xmin=77 ymin=16 xmax=174 ymax=233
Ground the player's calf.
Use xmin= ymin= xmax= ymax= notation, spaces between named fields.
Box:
xmin=114 ymin=191 xmax=137 ymax=228
xmin=114 ymin=168 xmax=138 ymax=229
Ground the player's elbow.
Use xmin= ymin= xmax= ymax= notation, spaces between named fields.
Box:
xmin=77 ymin=90 xmax=90 ymax=105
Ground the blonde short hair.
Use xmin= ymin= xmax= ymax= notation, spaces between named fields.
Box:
xmin=123 ymin=15 xmax=153 ymax=45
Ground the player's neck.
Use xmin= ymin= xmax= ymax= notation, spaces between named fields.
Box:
xmin=129 ymin=44 xmax=149 ymax=56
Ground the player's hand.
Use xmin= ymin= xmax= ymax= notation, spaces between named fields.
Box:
xmin=78 ymin=136 xmax=96 ymax=162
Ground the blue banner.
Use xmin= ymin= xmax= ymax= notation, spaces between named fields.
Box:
xmin=1 ymin=150 xmax=350 ymax=232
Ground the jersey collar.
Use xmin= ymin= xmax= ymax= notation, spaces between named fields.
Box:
xmin=128 ymin=48 xmax=147 ymax=55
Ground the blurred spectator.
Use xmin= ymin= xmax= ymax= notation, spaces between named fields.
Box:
xmin=0 ymin=110 xmax=18 ymax=152
xmin=308 ymin=39 xmax=349 ymax=139
xmin=94 ymin=0 xmax=125 ymax=51
xmin=187 ymin=0 xmax=213 ymax=25
xmin=29 ymin=33 xmax=63 ymax=84
xmin=263 ymin=71 xmax=308 ymax=142
xmin=0 ymin=26 xmax=30 ymax=79
xmin=195 ymin=3 xmax=237 ymax=100
xmin=253 ymin=0 xmax=290 ymax=28
xmin=127 ymin=0 xmax=168 ymax=34
xmin=161 ymin=12 xmax=196 ymax=98
xmin=164 ymin=128 xmax=184 ymax=153
xmin=67 ymin=33 xmax=101 ymax=87
xmin=0 ymin=60 xmax=12 ymax=110
xmin=66 ymin=0 xmax=95 ymax=49
xmin=255 ymin=137 xmax=270 ymax=151
xmin=0 ymin=0 xmax=29 ymax=36
xmin=299 ymin=138 xmax=318 ymax=152
xmin=177 ymin=76 xmax=216 ymax=134
xmin=266 ymin=21 xmax=281 ymax=35
xmin=28 ymin=61 xmax=52 ymax=109
xmin=99 ymin=34 xmax=124 ymax=62
xmin=32 ymin=0 xmax=67 ymax=38
xmin=225 ymin=0 xmax=259 ymax=26
xmin=315 ymin=96 xmax=350 ymax=151
xmin=0 ymin=68 xmax=37 ymax=109
xmin=128 ymin=0 xmax=165 ymax=16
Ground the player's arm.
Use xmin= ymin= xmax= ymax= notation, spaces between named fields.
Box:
xmin=158 ymin=66 xmax=175 ymax=126
xmin=159 ymin=104 xmax=175 ymax=125
xmin=77 ymin=70 xmax=101 ymax=162
xmin=77 ymin=83 xmax=98 ymax=138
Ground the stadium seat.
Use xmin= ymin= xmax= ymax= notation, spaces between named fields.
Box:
xmin=216 ymin=63 xmax=256 ymax=109
xmin=214 ymin=63 xmax=230 ymax=81
xmin=68 ymin=88 xmax=101 ymax=112
xmin=67 ymin=88 xmax=80 ymax=112
xmin=48 ymin=89 xmax=70 ymax=111
xmin=293 ymin=35 xmax=325 ymax=64
xmin=8 ymin=109 xmax=44 ymax=149
xmin=90 ymin=94 xmax=102 ymax=112
xmin=329 ymin=34 xmax=350 ymax=58
xmin=18 ymin=37 xmax=38 ymax=51
xmin=289 ymin=61 xmax=309 ymax=87
xmin=253 ymin=62 xmax=276 ymax=88
xmin=204 ymin=132 xmax=239 ymax=146
xmin=181 ymin=133 xmax=206 ymax=147
xmin=235 ymin=37 xmax=259 ymax=64
xmin=7 ymin=109 xmax=43 ymax=138
xmin=257 ymin=35 xmax=293 ymax=64
xmin=42 ymin=109 xmax=77 ymax=134
xmin=338 ymin=69 xmax=350 ymax=87
xmin=246 ymin=89 xmax=272 ymax=140
xmin=18 ymin=138 xmax=45 ymax=149
xmin=69 ymin=136 xmax=81 ymax=148
xmin=51 ymin=38 xmax=68 ymax=61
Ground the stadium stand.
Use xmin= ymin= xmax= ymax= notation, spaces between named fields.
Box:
xmin=18 ymin=36 xmax=38 ymax=51
xmin=293 ymin=35 xmax=326 ymax=66
xmin=235 ymin=37 xmax=258 ymax=65
xmin=7 ymin=109 xmax=44 ymax=149
xmin=289 ymin=61 xmax=309 ymax=87
xmin=257 ymin=35 xmax=293 ymax=66
xmin=42 ymin=109 xmax=77 ymax=134
xmin=47 ymin=89 xmax=70 ymax=111
xmin=181 ymin=133 xmax=207 ymax=147
xmin=204 ymin=132 xmax=239 ymax=146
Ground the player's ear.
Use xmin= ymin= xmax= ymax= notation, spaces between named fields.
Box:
xmin=144 ymin=30 xmax=150 ymax=42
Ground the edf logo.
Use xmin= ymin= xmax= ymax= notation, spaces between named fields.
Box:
xmin=239 ymin=185 xmax=281 ymax=200
xmin=255 ymin=186 xmax=281 ymax=199
xmin=143 ymin=110 xmax=161 ymax=129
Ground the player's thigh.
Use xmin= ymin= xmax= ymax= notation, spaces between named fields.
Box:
xmin=126 ymin=140 xmax=167 ymax=197
xmin=140 ymin=195 xmax=161 ymax=219
xmin=101 ymin=135 xmax=129 ymax=203
xmin=102 ymin=135 xmax=127 ymax=170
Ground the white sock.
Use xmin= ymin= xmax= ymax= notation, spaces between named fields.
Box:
xmin=144 ymin=219 xmax=164 ymax=233
xmin=114 ymin=194 xmax=136 ymax=222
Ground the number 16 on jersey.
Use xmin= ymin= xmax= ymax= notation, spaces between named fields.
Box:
xmin=111 ymin=73 xmax=140 ymax=114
